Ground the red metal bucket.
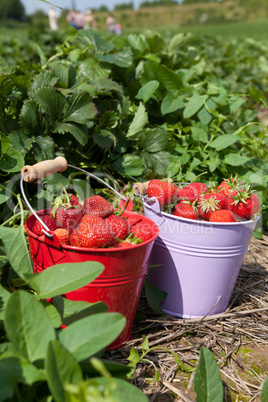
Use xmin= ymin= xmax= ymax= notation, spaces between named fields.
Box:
xmin=24 ymin=209 xmax=159 ymax=349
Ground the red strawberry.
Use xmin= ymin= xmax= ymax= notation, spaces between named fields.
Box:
xmin=82 ymin=195 xmax=114 ymax=218
xmin=69 ymin=194 xmax=80 ymax=206
xmin=217 ymin=177 xmax=240 ymax=197
xmin=147 ymin=179 xmax=177 ymax=208
xmin=55 ymin=205 xmax=83 ymax=235
xmin=54 ymin=228 xmax=70 ymax=245
xmin=229 ymin=189 xmax=260 ymax=220
xmin=105 ymin=214 xmax=130 ymax=240
xmin=172 ymin=201 xmax=199 ymax=220
xmin=130 ymin=221 xmax=156 ymax=243
xmin=70 ymin=228 xmax=80 ymax=247
xmin=78 ymin=215 xmax=117 ymax=248
xmin=198 ymin=192 xmax=226 ymax=221
xmin=115 ymin=242 xmax=135 ymax=248
xmin=209 ymin=210 xmax=236 ymax=222
xmin=179 ymin=182 xmax=208 ymax=201
xmin=32 ymin=215 xmax=57 ymax=236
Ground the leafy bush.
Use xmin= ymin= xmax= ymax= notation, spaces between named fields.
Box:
xmin=0 ymin=28 xmax=267 ymax=230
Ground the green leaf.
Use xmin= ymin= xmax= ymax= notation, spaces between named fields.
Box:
xmin=20 ymin=99 xmax=40 ymax=131
xmin=191 ymin=127 xmax=208 ymax=143
xmin=209 ymin=134 xmax=240 ymax=151
xmin=59 ymin=313 xmax=126 ymax=361
xmin=142 ymin=151 xmax=172 ymax=177
xmin=0 ymin=226 xmax=33 ymax=279
xmin=194 ymin=346 xmax=223 ymax=402
xmin=80 ymin=358 xmax=132 ymax=379
xmin=160 ymin=65 xmax=184 ymax=95
xmin=63 ymin=92 xmax=97 ymax=124
xmin=135 ymin=80 xmax=159 ymax=103
xmin=224 ymin=153 xmax=249 ymax=166
xmin=52 ymin=295 xmax=108 ymax=326
xmin=5 ymin=290 xmax=55 ymax=362
xmin=34 ymin=86 xmax=66 ymax=124
xmin=168 ymin=32 xmax=196 ymax=53
xmin=93 ymin=129 xmax=114 ymax=149
xmin=96 ymin=49 xmax=133 ymax=68
xmin=0 ymin=285 xmax=11 ymax=322
xmin=77 ymin=29 xmax=114 ymax=54
xmin=0 ymin=358 xmax=23 ymax=402
xmin=183 ymin=94 xmax=207 ymax=119
xmin=261 ymin=376 xmax=268 ymax=402
xmin=126 ymin=103 xmax=148 ymax=139
xmin=56 ymin=122 xmax=88 ymax=146
xmin=161 ymin=93 xmax=184 ymax=115
xmin=145 ymin=280 xmax=167 ymax=314
xmin=25 ymin=261 xmax=104 ymax=299
xmin=43 ymin=301 xmax=62 ymax=328
xmin=138 ymin=128 xmax=169 ymax=153
xmin=45 ymin=339 xmax=83 ymax=402
xmin=28 ymin=71 xmax=58 ymax=98
xmin=113 ymin=154 xmax=144 ymax=177
xmin=92 ymin=377 xmax=148 ymax=401
xmin=0 ymin=146 xmax=25 ymax=173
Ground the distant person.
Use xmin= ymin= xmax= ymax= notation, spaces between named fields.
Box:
xmin=84 ymin=9 xmax=97 ymax=30
xmin=67 ymin=9 xmax=78 ymax=29
xmin=74 ymin=10 xmax=85 ymax=29
xmin=48 ymin=6 xmax=58 ymax=32
xmin=115 ymin=23 xmax=122 ymax=35
xmin=106 ymin=13 xmax=116 ymax=33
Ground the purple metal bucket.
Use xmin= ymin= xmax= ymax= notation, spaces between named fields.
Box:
xmin=143 ymin=197 xmax=260 ymax=318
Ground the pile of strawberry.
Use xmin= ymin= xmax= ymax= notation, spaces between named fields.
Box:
xmin=31 ymin=193 xmax=154 ymax=248
xmin=147 ymin=177 xmax=261 ymax=223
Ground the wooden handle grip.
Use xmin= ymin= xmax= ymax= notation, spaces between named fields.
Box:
xmin=132 ymin=181 xmax=150 ymax=196
xmin=21 ymin=157 xmax=68 ymax=182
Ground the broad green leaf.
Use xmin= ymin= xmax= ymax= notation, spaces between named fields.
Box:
xmin=59 ymin=313 xmax=126 ymax=361
xmin=145 ymin=280 xmax=167 ymax=315
xmin=9 ymin=130 xmax=34 ymax=157
xmin=78 ymin=58 xmax=110 ymax=81
xmin=80 ymin=358 xmax=132 ymax=379
xmin=168 ymin=32 xmax=196 ymax=53
xmin=209 ymin=134 xmax=240 ymax=151
xmin=0 ymin=146 xmax=24 ymax=173
xmin=229 ymin=95 xmax=246 ymax=112
xmin=94 ymin=78 xmax=124 ymax=95
xmin=0 ymin=358 xmax=23 ymax=402
xmin=72 ymin=178 xmax=93 ymax=202
xmin=194 ymin=346 xmax=223 ymax=402
xmin=138 ymin=128 xmax=169 ymax=153
xmin=160 ymin=65 xmax=184 ymax=95
xmin=5 ymin=290 xmax=55 ymax=362
xmin=161 ymin=93 xmax=184 ymax=115
xmin=32 ymin=136 xmax=55 ymax=161
xmin=63 ymin=92 xmax=97 ymax=124
xmin=197 ymin=98 xmax=216 ymax=125
xmin=77 ymin=29 xmax=114 ymax=54
xmin=191 ymin=127 xmax=208 ymax=144
xmin=52 ymin=295 xmax=108 ymax=326
xmin=0 ymin=187 xmax=10 ymax=205
xmin=25 ymin=261 xmax=104 ymax=299
xmin=249 ymin=85 xmax=266 ymax=103
xmin=166 ymin=161 xmax=181 ymax=177
xmin=183 ymin=94 xmax=207 ymax=119
xmin=56 ymin=122 xmax=88 ymax=146
xmin=46 ymin=340 xmax=83 ymax=402
xmin=28 ymin=71 xmax=58 ymax=98
xmin=0 ymin=226 xmax=33 ymax=279
xmin=43 ymin=301 xmax=62 ymax=328
xmin=0 ymin=285 xmax=11 ymax=322
xmin=135 ymin=80 xmax=159 ymax=103
xmin=261 ymin=377 xmax=268 ymax=402
xmin=96 ymin=49 xmax=133 ymax=68
xmin=127 ymin=348 xmax=141 ymax=366
xmin=224 ymin=153 xmax=249 ymax=166
xmin=142 ymin=151 xmax=172 ymax=177
xmin=126 ymin=103 xmax=148 ymax=139
xmin=34 ymin=86 xmax=66 ymax=124
xmin=94 ymin=377 xmax=148 ymax=401
xmin=113 ymin=154 xmax=144 ymax=177
xmin=127 ymin=33 xmax=148 ymax=52
xmin=93 ymin=129 xmax=114 ymax=149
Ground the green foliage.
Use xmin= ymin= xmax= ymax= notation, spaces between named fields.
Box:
xmin=0 ymin=26 xmax=267 ymax=233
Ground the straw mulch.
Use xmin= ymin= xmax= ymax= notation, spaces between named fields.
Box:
xmin=111 ymin=234 xmax=268 ymax=401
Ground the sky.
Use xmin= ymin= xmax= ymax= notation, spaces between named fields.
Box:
xmin=22 ymin=0 xmax=147 ymax=15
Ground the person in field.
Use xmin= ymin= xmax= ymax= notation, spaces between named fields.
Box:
xmin=66 ymin=8 xmax=78 ymax=29
xmin=48 ymin=6 xmax=58 ymax=31
xmin=84 ymin=9 xmax=97 ymax=30
xmin=106 ymin=12 xmax=116 ymax=33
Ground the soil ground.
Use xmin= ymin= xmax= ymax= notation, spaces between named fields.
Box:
xmin=111 ymin=235 xmax=268 ymax=401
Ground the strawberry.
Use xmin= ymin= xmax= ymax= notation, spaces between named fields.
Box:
xmin=70 ymin=228 xmax=80 ymax=247
xmin=82 ymin=195 xmax=114 ymax=218
xmin=53 ymin=228 xmax=70 ymax=245
xmin=115 ymin=242 xmax=135 ymax=248
xmin=78 ymin=215 xmax=117 ymax=248
xmin=69 ymin=194 xmax=80 ymax=206
xmin=217 ymin=177 xmax=240 ymax=197
xmin=209 ymin=209 xmax=236 ymax=222
xmin=179 ymin=182 xmax=208 ymax=201
xmin=229 ymin=188 xmax=260 ymax=220
xmin=172 ymin=201 xmax=199 ymax=220
xmin=105 ymin=214 xmax=130 ymax=240
xmin=32 ymin=215 xmax=57 ymax=236
xmin=147 ymin=179 xmax=177 ymax=208
xmin=130 ymin=220 xmax=156 ymax=243
xmin=198 ymin=191 xmax=227 ymax=221
xmin=55 ymin=205 xmax=83 ymax=234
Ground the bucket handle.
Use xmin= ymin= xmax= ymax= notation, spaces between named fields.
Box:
xmin=20 ymin=157 xmax=128 ymax=237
